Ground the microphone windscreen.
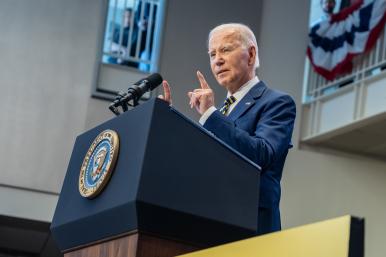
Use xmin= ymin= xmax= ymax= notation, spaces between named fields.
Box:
xmin=146 ymin=73 xmax=163 ymax=90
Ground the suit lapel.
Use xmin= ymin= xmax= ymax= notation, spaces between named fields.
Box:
xmin=228 ymin=81 xmax=267 ymax=121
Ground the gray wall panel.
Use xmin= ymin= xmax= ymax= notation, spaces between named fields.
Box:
xmin=0 ymin=0 xmax=103 ymax=193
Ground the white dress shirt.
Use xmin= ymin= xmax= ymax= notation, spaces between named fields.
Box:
xmin=199 ymin=76 xmax=260 ymax=125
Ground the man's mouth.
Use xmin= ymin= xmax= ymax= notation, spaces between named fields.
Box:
xmin=217 ymin=70 xmax=229 ymax=76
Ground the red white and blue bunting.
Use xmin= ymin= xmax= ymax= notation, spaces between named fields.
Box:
xmin=307 ymin=0 xmax=386 ymax=81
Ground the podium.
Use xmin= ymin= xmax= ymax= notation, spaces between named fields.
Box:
xmin=51 ymin=98 xmax=261 ymax=257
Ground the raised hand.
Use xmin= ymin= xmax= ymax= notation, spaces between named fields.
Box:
xmin=158 ymin=80 xmax=172 ymax=105
xmin=187 ymin=71 xmax=215 ymax=115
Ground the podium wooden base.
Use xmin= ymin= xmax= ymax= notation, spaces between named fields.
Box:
xmin=64 ymin=232 xmax=200 ymax=257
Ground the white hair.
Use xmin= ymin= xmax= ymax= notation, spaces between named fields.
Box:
xmin=208 ymin=23 xmax=260 ymax=69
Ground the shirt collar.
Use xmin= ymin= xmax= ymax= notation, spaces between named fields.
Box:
xmin=227 ymin=76 xmax=260 ymax=100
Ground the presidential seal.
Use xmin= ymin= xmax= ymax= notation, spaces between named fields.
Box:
xmin=79 ymin=129 xmax=119 ymax=199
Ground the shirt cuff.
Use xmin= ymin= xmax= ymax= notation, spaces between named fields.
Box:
xmin=199 ymin=106 xmax=217 ymax=125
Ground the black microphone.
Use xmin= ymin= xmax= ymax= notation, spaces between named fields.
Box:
xmin=109 ymin=73 xmax=163 ymax=114
xmin=121 ymin=73 xmax=163 ymax=104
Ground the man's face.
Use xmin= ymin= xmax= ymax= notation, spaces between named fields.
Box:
xmin=208 ymin=30 xmax=254 ymax=93
xmin=322 ymin=0 xmax=336 ymax=14
xmin=123 ymin=10 xmax=132 ymax=28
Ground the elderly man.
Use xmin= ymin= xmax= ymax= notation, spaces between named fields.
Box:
xmin=161 ymin=23 xmax=296 ymax=235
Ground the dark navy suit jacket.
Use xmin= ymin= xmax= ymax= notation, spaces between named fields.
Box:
xmin=203 ymin=81 xmax=296 ymax=235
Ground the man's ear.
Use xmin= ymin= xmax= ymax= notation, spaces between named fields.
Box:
xmin=248 ymin=46 xmax=256 ymax=66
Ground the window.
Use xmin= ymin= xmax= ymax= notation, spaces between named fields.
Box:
xmin=102 ymin=0 xmax=163 ymax=72
xmin=93 ymin=0 xmax=165 ymax=99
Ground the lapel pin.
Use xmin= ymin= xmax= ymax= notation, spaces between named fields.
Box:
xmin=245 ymin=102 xmax=251 ymax=105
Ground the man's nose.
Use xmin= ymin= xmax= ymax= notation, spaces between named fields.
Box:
xmin=214 ymin=54 xmax=225 ymax=66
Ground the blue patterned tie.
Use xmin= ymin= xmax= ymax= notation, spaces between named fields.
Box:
xmin=220 ymin=96 xmax=236 ymax=115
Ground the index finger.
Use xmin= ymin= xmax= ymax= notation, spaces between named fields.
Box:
xmin=197 ymin=70 xmax=210 ymax=89
xmin=162 ymin=80 xmax=172 ymax=104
